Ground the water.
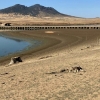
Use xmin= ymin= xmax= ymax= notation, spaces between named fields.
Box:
xmin=0 ymin=34 xmax=41 ymax=57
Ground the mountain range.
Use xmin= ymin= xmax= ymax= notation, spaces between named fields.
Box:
xmin=0 ymin=4 xmax=71 ymax=17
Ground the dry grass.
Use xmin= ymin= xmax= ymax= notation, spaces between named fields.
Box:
xmin=0 ymin=13 xmax=100 ymax=26
xmin=0 ymin=29 xmax=100 ymax=100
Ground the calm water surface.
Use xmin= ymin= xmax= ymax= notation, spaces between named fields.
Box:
xmin=0 ymin=34 xmax=41 ymax=57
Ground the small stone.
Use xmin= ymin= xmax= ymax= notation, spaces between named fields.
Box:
xmin=2 ymin=82 xmax=5 ymax=84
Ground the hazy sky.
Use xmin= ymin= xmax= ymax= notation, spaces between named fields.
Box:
xmin=0 ymin=0 xmax=99 ymax=18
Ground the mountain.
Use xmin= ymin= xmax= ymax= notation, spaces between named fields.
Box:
xmin=0 ymin=4 xmax=70 ymax=17
xmin=0 ymin=4 xmax=30 ymax=15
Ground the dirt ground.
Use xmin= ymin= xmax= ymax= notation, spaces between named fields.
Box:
xmin=0 ymin=29 xmax=100 ymax=100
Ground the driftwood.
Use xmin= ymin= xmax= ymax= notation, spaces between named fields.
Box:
xmin=8 ymin=56 xmax=22 ymax=65
xmin=46 ymin=66 xmax=85 ymax=75
xmin=46 ymin=69 xmax=69 ymax=74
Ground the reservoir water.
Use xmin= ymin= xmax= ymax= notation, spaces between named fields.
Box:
xmin=0 ymin=34 xmax=41 ymax=57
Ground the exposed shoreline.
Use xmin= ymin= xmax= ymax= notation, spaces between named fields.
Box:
xmin=0 ymin=29 xmax=100 ymax=65
xmin=0 ymin=30 xmax=61 ymax=65
xmin=0 ymin=29 xmax=100 ymax=100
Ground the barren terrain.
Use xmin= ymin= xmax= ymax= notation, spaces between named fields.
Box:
xmin=0 ymin=14 xmax=100 ymax=26
xmin=0 ymin=29 xmax=100 ymax=100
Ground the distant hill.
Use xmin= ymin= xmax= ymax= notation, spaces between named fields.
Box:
xmin=0 ymin=4 xmax=71 ymax=17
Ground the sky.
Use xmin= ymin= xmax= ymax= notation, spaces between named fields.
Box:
xmin=0 ymin=0 xmax=100 ymax=18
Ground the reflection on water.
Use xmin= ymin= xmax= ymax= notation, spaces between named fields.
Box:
xmin=0 ymin=35 xmax=40 ymax=57
xmin=0 ymin=35 xmax=22 ymax=42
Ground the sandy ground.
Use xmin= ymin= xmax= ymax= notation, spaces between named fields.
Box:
xmin=0 ymin=29 xmax=100 ymax=100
